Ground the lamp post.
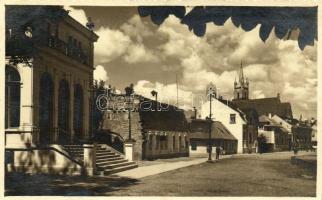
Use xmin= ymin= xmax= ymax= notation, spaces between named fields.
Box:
xmin=124 ymin=84 xmax=139 ymax=142
xmin=151 ymin=90 xmax=158 ymax=111
xmin=207 ymin=83 xmax=216 ymax=162
xmin=124 ymin=84 xmax=139 ymax=161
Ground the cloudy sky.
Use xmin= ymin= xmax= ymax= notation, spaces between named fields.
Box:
xmin=67 ymin=6 xmax=317 ymax=119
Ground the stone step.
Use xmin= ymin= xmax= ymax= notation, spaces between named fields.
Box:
xmin=96 ymin=159 xmax=128 ymax=166
xmin=96 ymin=151 xmax=115 ymax=156
xmin=96 ymin=154 xmax=120 ymax=160
xmin=103 ymin=163 xmax=138 ymax=175
xmin=96 ymin=155 xmax=122 ymax=161
xmin=96 ymin=157 xmax=125 ymax=163
xmin=99 ymin=161 xmax=136 ymax=169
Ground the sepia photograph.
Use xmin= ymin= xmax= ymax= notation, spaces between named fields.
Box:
xmin=3 ymin=3 xmax=319 ymax=197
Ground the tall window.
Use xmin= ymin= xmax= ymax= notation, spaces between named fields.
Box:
xmin=5 ymin=66 xmax=21 ymax=128
xmin=58 ymin=79 xmax=70 ymax=143
xmin=39 ymin=72 xmax=54 ymax=143
xmin=74 ymin=84 xmax=83 ymax=137
xmin=230 ymin=114 xmax=236 ymax=124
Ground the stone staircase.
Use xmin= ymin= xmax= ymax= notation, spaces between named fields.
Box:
xmin=63 ymin=144 xmax=138 ymax=176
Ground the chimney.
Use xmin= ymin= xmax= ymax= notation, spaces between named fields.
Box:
xmin=277 ymin=93 xmax=280 ymax=99
xmin=268 ymin=113 xmax=272 ymax=119
xmin=193 ymin=107 xmax=197 ymax=119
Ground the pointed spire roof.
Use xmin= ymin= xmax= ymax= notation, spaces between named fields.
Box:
xmin=239 ymin=60 xmax=244 ymax=83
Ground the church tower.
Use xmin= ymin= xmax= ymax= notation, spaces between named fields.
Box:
xmin=234 ymin=61 xmax=249 ymax=100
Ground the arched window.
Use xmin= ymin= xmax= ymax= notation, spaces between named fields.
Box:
xmin=58 ymin=79 xmax=70 ymax=142
xmin=39 ymin=72 xmax=54 ymax=143
xmin=5 ymin=66 xmax=21 ymax=128
xmin=73 ymin=84 xmax=83 ymax=138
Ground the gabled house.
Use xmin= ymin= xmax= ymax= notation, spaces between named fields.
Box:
xmin=258 ymin=114 xmax=292 ymax=152
xmin=189 ymin=119 xmax=237 ymax=156
xmin=200 ymin=97 xmax=247 ymax=154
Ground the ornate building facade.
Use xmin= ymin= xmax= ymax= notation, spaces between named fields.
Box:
xmin=5 ymin=6 xmax=99 ymax=174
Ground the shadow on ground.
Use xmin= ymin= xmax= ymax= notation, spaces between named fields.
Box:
xmin=5 ymin=172 xmax=140 ymax=196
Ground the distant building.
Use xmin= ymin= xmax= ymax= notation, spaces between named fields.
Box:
xmin=99 ymin=94 xmax=190 ymax=160
xmin=311 ymin=120 xmax=317 ymax=147
xmin=258 ymin=115 xmax=292 ymax=152
xmin=189 ymin=119 xmax=238 ymax=156
xmin=234 ymin=62 xmax=249 ymax=100
xmin=231 ymin=63 xmax=293 ymax=119
xmin=292 ymin=124 xmax=312 ymax=150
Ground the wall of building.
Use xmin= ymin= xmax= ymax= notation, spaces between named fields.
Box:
xmin=7 ymin=145 xmax=83 ymax=175
xmin=200 ymin=99 xmax=245 ymax=153
xmin=189 ymin=139 xmax=237 ymax=156
xmin=143 ymin=130 xmax=189 ymax=160
xmin=103 ymin=111 xmax=143 ymax=160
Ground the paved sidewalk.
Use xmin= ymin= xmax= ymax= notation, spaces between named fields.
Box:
xmin=116 ymin=155 xmax=232 ymax=179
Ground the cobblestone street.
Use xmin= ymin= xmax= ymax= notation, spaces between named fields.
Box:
xmin=6 ymin=152 xmax=316 ymax=196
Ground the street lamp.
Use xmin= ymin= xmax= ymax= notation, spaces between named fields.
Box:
xmin=125 ymin=84 xmax=139 ymax=142
xmin=151 ymin=90 xmax=158 ymax=111
xmin=206 ymin=83 xmax=216 ymax=162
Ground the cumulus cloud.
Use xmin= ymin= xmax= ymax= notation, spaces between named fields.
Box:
xmin=94 ymin=65 xmax=109 ymax=82
xmin=73 ymin=8 xmax=316 ymax=119
xmin=124 ymin=44 xmax=159 ymax=63
xmin=134 ymin=80 xmax=194 ymax=110
xmin=120 ymin=15 xmax=154 ymax=43
xmin=95 ymin=27 xmax=131 ymax=63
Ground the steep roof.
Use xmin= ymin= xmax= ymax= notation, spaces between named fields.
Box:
xmin=189 ymin=119 xmax=237 ymax=140
xmin=231 ymin=97 xmax=293 ymax=118
xmin=139 ymin=97 xmax=189 ymax=132
xmin=216 ymin=98 xmax=247 ymax=122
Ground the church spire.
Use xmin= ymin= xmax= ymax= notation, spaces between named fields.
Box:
xmin=239 ymin=60 xmax=244 ymax=83
xmin=233 ymin=60 xmax=249 ymax=100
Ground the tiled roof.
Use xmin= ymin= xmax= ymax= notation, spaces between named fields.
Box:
xmin=189 ymin=119 xmax=237 ymax=140
xmin=231 ymin=97 xmax=293 ymax=118
xmin=139 ymin=97 xmax=189 ymax=132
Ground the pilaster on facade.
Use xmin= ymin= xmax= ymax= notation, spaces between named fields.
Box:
xmin=69 ymin=75 xmax=75 ymax=141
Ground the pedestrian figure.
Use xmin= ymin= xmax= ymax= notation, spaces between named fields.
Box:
xmin=216 ymin=146 xmax=221 ymax=160
xmin=293 ymin=142 xmax=298 ymax=155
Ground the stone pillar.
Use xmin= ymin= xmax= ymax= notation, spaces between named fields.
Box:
xmin=83 ymin=143 xmax=96 ymax=176
xmin=19 ymin=63 xmax=36 ymax=145
xmin=69 ymin=78 xmax=74 ymax=143
xmin=182 ymin=135 xmax=186 ymax=149
xmin=168 ymin=133 xmax=173 ymax=152
xmin=151 ymin=134 xmax=156 ymax=156
xmin=53 ymin=70 xmax=59 ymax=143
xmin=124 ymin=141 xmax=135 ymax=161
xmin=176 ymin=134 xmax=180 ymax=151
xmin=83 ymin=80 xmax=90 ymax=140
